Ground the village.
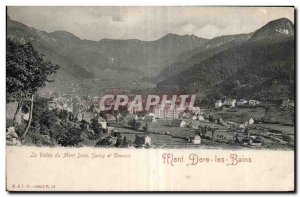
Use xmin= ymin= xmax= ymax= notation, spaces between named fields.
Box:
xmin=7 ymin=89 xmax=294 ymax=149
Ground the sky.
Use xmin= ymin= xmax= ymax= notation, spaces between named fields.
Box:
xmin=7 ymin=6 xmax=294 ymax=41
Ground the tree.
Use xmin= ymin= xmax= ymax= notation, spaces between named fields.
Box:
xmin=128 ymin=119 xmax=141 ymax=130
xmin=6 ymin=39 xmax=59 ymax=140
xmin=57 ymin=127 xmax=83 ymax=147
xmin=30 ymin=96 xmax=59 ymax=135
xmin=143 ymin=123 xmax=148 ymax=131
xmin=91 ymin=118 xmax=103 ymax=135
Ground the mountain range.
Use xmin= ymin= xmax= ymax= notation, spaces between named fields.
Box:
xmin=157 ymin=18 xmax=294 ymax=103
xmin=7 ymin=16 xmax=294 ymax=103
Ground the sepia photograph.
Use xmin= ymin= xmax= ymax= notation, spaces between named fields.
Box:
xmin=6 ymin=6 xmax=295 ymax=150
xmin=5 ymin=6 xmax=295 ymax=192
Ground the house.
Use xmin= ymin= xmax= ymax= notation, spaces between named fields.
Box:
xmin=281 ymin=99 xmax=295 ymax=108
xmin=48 ymin=96 xmax=74 ymax=113
xmin=181 ymin=112 xmax=187 ymax=118
xmin=62 ymin=102 xmax=73 ymax=113
xmin=77 ymin=111 xmax=95 ymax=123
xmin=125 ymin=114 xmax=138 ymax=121
xmin=239 ymin=122 xmax=248 ymax=129
xmin=238 ymin=118 xmax=255 ymax=129
xmin=116 ymin=113 xmax=123 ymax=121
xmin=216 ymin=118 xmax=227 ymax=126
xmin=95 ymin=136 xmax=117 ymax=147
xmin=145 ymin=136 xmax=151 ymax=145
xmin=191 ymin=106 xmax=201 ymax=115
xmin=186 ymin=120 xmax=200 ymax=129
xmin=223 ymin=99 xmax=236 ymax=108
xmin=243 ymin=136 xmax=263 ymax=146
xmin=107 ymin=126 xmax=114 ymax=134
xmin=144 ymin=115 xmax=157 ymax=123
xmin=198 ymin=115 xmax=205 ymax=121
xmin=134 ymin=135 xmax=151 ymax=146
xmin=120 ymin=113 xmax=138 ymax=125
xmin=193 ymin=135 xmax=201 ymax=144
xmin=153 ymin=104 xmax=183 ymax=119
xmin=249 ymin=100 xmax=261 ymax=107
xmin=248 ymin=118 xmax=255 ymax=125
xmin=22 ymin=113 xmax=30 ymax=121
xmin=184 ymin=112 xmax=192 ymax=119
xmin=171 ymin=119 xmax=186 ymax=128
xmin=97 ymin=116 xmax=107 ymax=129
xmin=127 ymin=101 xmax=143 ymax=114
xmin=215 ymin=100 xmax=223 ymax=109
xmin=147 ymin=112 xmax=155 ymax=117
xmin=189 ymin=120 xmax=200 ymax=129
xmin=105 ymin=114 xmax=116 ymax=124
xmin=237 ymin=99 xmax=248 ymax=106
xmin=228 ymin=121 xmax=238 ymax=126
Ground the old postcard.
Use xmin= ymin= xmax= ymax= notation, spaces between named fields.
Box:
xmin=6 ymin=6 xmax=295 ymax=191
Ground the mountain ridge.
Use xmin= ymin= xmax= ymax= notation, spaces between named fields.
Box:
xmin=249 ymin=18 xmax=294 ymax=42
xmin=6 ymin=16 xmax=294 ymax=99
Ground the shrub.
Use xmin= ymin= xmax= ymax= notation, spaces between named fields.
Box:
xmin=57 ymin=126 xmax=83 ymax=147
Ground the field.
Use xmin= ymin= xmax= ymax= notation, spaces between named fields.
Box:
xmin=203 ymin=107 xmax=266 ymax=123
xmin=78 ymin=105 xmax=294 ymax=150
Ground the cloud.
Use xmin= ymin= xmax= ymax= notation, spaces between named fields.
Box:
xmin=195 ymin=24 xmax=222 ymax=39
xmin=181 ymin=24 xmax=196 ymax=34
xmin=7 ymin=7 xmax=294 ymax=41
